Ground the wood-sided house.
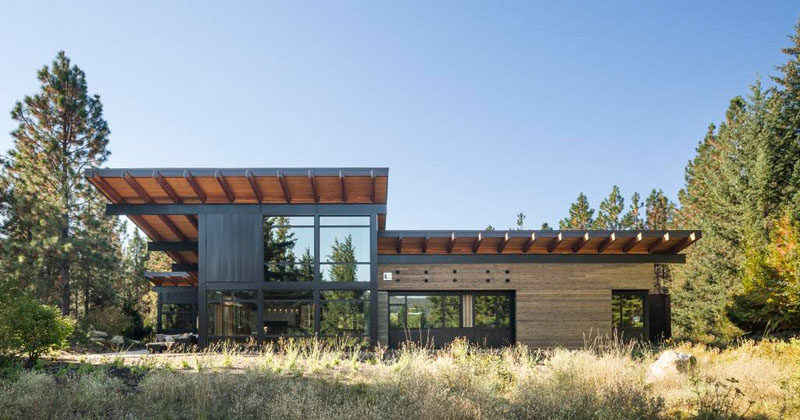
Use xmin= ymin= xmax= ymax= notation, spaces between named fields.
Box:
xmin=86 ymin=167 xmax=699 ymax=348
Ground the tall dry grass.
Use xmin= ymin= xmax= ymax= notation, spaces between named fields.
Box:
xmin=0 ymin=337 xmax=798 ymax=419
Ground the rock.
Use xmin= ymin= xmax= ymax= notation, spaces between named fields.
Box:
xmin=130 ymin=340 xmax=141 ymax=345
xmin=646 ymin=350 xmax=697 ymax=383
xmin=88 ymin=330 xmax=108 ymax=339
xmin=111 ymin=335 xmax=124 ymax=345
xmin=89 ymin=337 xmax=106 ymax=343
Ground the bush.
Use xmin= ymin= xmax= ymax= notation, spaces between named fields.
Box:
xmin=0 ymin=296 xmax=74 ymax=365
xmin=83 ymin=306 xmax=131 ymax=337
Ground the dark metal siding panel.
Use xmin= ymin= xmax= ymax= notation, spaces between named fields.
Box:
xmin=202 ymin=213 xmax=263 ymax=283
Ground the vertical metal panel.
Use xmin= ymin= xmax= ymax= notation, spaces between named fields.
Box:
xmin=376 ymin=291 xmax=388 ymax=346
xmin=369 ymin=213 xmax=378 ymax=345
xmin=202 ymin=213 xmax=264 ymax=283
xmin=198 ymin=214 xmax=208 ymax=347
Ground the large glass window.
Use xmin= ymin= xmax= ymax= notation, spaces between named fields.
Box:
xmin=474 ymin=295 xmax=512 ymax=328
xmin=320 ymin=216 xmax=371 ymax=282
xmin=612 ymin=291 xmax=645 ymax=329
xmin=389 ymin=294 xmax=461 ymax=329
xmin=207 ymin=291 xmax=257 ymax=337
xmin=264 ymin=216 xmax=314 ymax=282
xmin=160 ymin=303 xmax=195 ymax=332
xmin=263 ymin=291 xmax=314 ymax=337
xmin=320 ymin=290 xmax=370 ymax=336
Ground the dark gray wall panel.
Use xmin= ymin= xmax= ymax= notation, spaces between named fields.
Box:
xmin=201 ymin=213 xmax=263 ymax=283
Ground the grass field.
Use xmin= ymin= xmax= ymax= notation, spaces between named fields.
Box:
xmin=0 ymin=338 xmax=798 ymax=419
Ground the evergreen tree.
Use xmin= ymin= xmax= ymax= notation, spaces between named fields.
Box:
xmin=593 ymin=186 xmax=625 ymax=229
xmin=621 ymin=192 xmax=644 ymax=230
xmin=559 ymin=193 xmax=594 ymax=229
xmin=513 ymin=213 xmax=526 ymax=230
xmin=644 ymin=189 xmax=676 ymax=229
xmin=540 ymin=222 xmax=553 ymax=230
xmin=1 ymin=51 xmax=110 ymax=315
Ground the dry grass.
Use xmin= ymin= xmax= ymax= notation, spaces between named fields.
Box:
xmin=0 ymin=337 xmax=798 ymax=419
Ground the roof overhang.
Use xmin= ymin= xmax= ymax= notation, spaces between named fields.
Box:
xmin=145 ymin=271 xmax=197 ymax=287
xmin=378 ymin=230 xmax=700 ymax=256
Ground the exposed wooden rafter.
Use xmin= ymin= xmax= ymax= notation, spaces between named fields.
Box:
xmin=215 ymin=171 xmax=235 ymax=202
xmin=90 ymin=174 xmax=123 ymax=203
xmin=339 ymin=170 xmax=347 ymax=202
xmin=396 ymin=235 xmax=404 ymax=254
xmin=522 ymin=233 xmax=536 ymax=253
xmin=572 ymin=232 xmax=590 ymax=253
xmin=183 ymin=170 xmax=207 ymax=203
xmin=497 ymin=232 xmax=510 ymax=253
xmin=647 ymin=232 xmax=670 ymax=253
xmin=422 ymin=235 xmax=430 ymax=253
xmin=277 ymin=170 xmax=291 ymax=203
xmin=153 ymin=171 xmax=181 ymax=203
xmin=370 ymin=170 xmax=376 ymax=203
xmin=622 ymin=232 xmax=643 ymax=253
xmin=668 ymin=232 xmax=698 ymax=254
xmin=447 ymin=233 xmax=456 ymax=254
xmin=308 ymin=170 xmax=319 ymax=202
xmin=246 ymin=170 xmax=263 ymax=203
xmin=473 ymin=232 xmax=483 ymax=253
xmin=547 ymin=233 xmax=563 ymax=253
xmin=597 ymin=232 xmax=616 ymax=253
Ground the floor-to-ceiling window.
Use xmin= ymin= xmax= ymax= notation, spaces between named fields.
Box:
xmin=611 ymin=290 xmax=647 ymax=340
xmin=208 ymin=214 xmax=374 ymax=343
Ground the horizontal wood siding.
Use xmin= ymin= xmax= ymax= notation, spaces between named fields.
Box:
xmin=377 ymin=263 xmax=654 ymax=348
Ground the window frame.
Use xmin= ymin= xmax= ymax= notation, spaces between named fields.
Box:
xmin=388 ymin=292 xmax=463 ymax=329
xmin=611 ymin=290 xmax=649 ymax=338
xmin=206 ymin=290 xmax=259 ymax=339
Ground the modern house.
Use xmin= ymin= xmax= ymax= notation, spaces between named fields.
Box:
xmin=86 ymin=167 xmax=700 ymax=348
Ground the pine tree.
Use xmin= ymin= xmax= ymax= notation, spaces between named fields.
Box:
xmin=1 ymin=51 xmax=110 ymax=315
xmin=593 ymin=186 xmax=625 ymax=229
xmin=559 ymin=193 xmax=594 ymax=229
xmin=513 ymin=213 xmax=525 ymax=230
xmin=621 ymin=192 xmax=644 ymax=230
xmin=644 ymin=189 xmax=676 ymax=229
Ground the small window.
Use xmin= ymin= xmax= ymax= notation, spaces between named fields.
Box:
xmin=612 ymin=291 xmax=645 ymax=329
xmin=474 ymin=295 xmax=512 ymax=328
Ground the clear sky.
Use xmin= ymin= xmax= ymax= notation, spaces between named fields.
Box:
xmin=0 ymin=1 xmax=798 ymax=230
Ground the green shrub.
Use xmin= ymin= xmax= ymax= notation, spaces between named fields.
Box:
xmin=0 ymin=296 xmax=74 ymax=365
xmin=83 ymin=306 xmax=131 ymax=337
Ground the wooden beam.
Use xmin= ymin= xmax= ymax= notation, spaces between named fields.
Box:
xmin=447 ymin=233 xmax=456 ymax=254
xmin=622 ymin=232 xmax=643 ymax=253
xmin=308 ymin=170 xmax=319 ymax=203
xmin=123 ymin=171 xmax=154 ymax=203
xmin=246 ymin=170 xmax=263 ymax=203
xmin=647 ymin=232 xmax=670 ymax=253
xmin=668 ymin=232 xmax=698 ymax=254
xmin=215 ymin=171 xmax=235 ymax=202
xmin=90 ymin=174 xmax=124 ymax=203
xmin=277 ymin=170 xmax=291 ymax=203
xmin=572 ymin=232 xmax=590 ymax=253
xmin=130 ymin=215 xmax=163 ymax=241
xmin=370 ymin=170 xmax=376 ymax=203
xmin=422 ymin=235 xmax=430 ymax=253
xmin=473 ymin=232 xmax=483 ymax=253
xmin=172 ymin=263 xmax=198 ymax=272
xmin=158 ymin=215 xmax=186 ymax=241
xmin=183 ymin=170 xmax=207 ymax=203
xmin=153 ymin=171 xmax=181 ymax=203
xmin=396 ymin=235 xmax=404 ymax=254
xmin=522 ymin=233 xmax=536 ymax=253
xmin=597 ymin=232 xmax=616 ymax=253
xmin=339 ymin=170 xmax=347 ymax=202
xmin=547 ymin=233 xmax=563 ymax=253
xmin=497 ymin=232 xmax=510 ymax=253
xmin=184 ymin=214 xmax=198 ymax=230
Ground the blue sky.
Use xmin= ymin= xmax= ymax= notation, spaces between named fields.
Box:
xmin=0 ymin=1 xmax=798 ymax=230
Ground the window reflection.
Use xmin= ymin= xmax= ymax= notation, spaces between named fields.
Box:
xmin=320 ymin=290 xmax=370 ymax=336
xmin=320 ymin=227 xmax=370 ymax=263
xmin=391 ymin=295 xmax=461 ymax=329
xmin=612 ymin=292 xmax=645 ymax=328
xmin=264 ymin=216 xmax=314 ymax=282
xmin=474 ymin=295 xmax=512 ymax=328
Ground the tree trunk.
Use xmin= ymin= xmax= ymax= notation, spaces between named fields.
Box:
xmin=59 ymin=216 xmax=70 ymax=316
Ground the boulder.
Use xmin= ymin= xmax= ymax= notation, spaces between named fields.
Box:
xmin=111 ymin=335 xmax=125 ymax=345
xmin=88 ymin=330 xmax=108 ymax=339
xmin=646 ymin=350 xmax=697 ymax=383
xmin=89 ymin=337 xmax=106 ymax=343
